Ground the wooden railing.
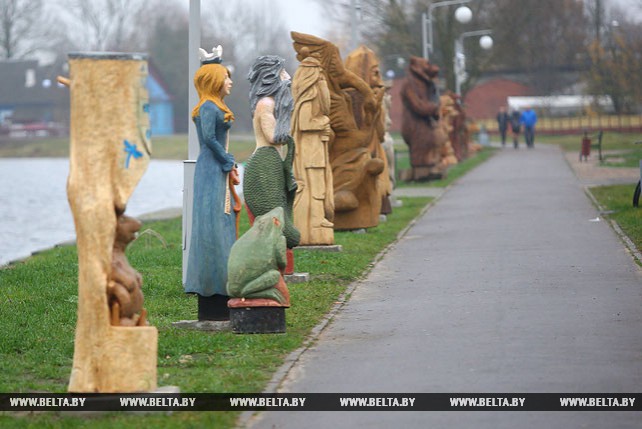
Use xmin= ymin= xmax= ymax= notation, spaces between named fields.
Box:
xmin=479 ymin=115 xmax=642 ymax=135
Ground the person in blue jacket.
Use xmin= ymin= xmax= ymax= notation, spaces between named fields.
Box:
xmin=520 ymin=107 xmax=537 ymax=148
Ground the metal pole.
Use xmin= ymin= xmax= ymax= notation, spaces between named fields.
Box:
xmin=454 ymin=29 xmax=492 ymax=96
xmin=183 ymin=0 xmax=201 ymax=285
xmin=425 ymin=0 xmax=471 ymax=59
xmin=188 ymin=0 xmax=200 ymax=161
xmin=454 ymin=37 xmax=462 ymax=95
xmin=350 ymin=0 xmax=361 ymax=51
xmin=427 ymin=11 xmax=433 ymax=58
xmin=422 ymin=12 xmax=428 ymax=59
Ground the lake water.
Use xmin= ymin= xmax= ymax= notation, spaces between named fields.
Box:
xmin=0 ymin=158 xmax=184 ymax=266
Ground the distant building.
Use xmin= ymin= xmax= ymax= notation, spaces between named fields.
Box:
xmin=463 ymin=78 xmax=533 ymax=119
xmin=0 ymin=57 xmax=174 ymax=137
xmin=147 ymin=64 xmax=175 ymax=136
xmin=0 ymin=59 xmax=69 ymax=136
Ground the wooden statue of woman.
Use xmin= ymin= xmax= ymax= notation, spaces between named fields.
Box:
xmin=291 ymin=55 xmax=335 ymax=245
xmin=184 ymin=48 xmax=238 ymax=321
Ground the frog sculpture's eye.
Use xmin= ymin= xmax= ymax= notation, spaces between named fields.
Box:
xmin=273 ymin=217 xmax=281 ymax=227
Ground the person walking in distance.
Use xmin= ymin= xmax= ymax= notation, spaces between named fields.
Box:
xmin=520 ymin=106 xmax=537 ymax=148
xmin=496 ymin=106 xmax=509 ymax=147
xmin=510 ymin=108 xmax=521 ymax=149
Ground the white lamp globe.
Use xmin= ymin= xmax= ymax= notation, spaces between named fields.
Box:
xmin=454 ymin=6 xmax=473 ymax=24
xmin=479 ymin=35 xmax=493 ymax=50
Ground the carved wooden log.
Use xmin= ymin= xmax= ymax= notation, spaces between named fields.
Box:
xmin=64 ymin=52 xmax=157 ymax=393
xmin=291 ymin=56 xmax=335 ymax=245
xmin=291 ymin=32 xmax=383 ymax=230
xmin=345 ymin=45 xmax=391 ymax=216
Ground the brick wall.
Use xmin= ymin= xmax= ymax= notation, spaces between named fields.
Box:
xmin=463 ymin=78 xmax=533 ymax=120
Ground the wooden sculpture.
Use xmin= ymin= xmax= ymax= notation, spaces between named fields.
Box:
xmin=108 ymin=213 xmax=146 ymax=327
xmin=291 ymin=32 xmax=384 ymax=230
xmin=382 ymin=81 xmax=396 ymax=186
xmin=184 ymin=48 xmax=238 ymax=321
xmin=62 ymin=52 xmax=156 ymax=393
xmin=438 ymin=93 xmax=458 ymax=168
xmin=243 ymin=55 xmax=300 ymax=274
xmin=443 ymin=91 xmax=468 ymax=161
xmin=291 ymin=56 xmax=335 ymax=245
xmin=345 ymin=45 xmax=392 ymax=216
xmin=401 ymin=56 xmax=447 ymax=181
xmin=382 ymin=80 xmax=398 ymax=205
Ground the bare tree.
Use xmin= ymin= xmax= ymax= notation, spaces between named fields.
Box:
xmin=199 ymin=0 xmax=294 ymax=131
xmin=585 ymin=4 xmax=642 ymax=113
xmin=59 ymin=0 xmax=151 ymax=51
xmin=0 ymin=0 xmax=55 ymax=58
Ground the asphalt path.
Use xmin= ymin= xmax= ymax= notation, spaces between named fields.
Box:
xmin=246 ymin=144 xmax=642 ymax=428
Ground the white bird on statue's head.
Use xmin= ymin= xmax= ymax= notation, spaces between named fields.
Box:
xmin=199 ymin=45 xmax=223 ymax=64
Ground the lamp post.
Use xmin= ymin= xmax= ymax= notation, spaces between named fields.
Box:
xmin=183 ymin=0 xmax=201 ymax=284
xmin=454 ymin=29 xmax=492 ymax=95
xmin=421 ymin=0 xmax=472 ymax=59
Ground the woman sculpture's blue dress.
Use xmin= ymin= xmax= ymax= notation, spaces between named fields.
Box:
xmin=185 ymin=101 xmax=236 ymax=297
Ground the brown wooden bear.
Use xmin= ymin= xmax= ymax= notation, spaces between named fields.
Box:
xmin=107 ymin=211 xmax=147 ymax=327
xmin=401 ymin=56 xmax=447 ymax=181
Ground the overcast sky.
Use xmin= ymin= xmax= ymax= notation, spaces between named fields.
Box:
xmin=610 ymin=0 xmax=642 ymax=20
xmin=275 ymin=0 xmax=327 ymax=36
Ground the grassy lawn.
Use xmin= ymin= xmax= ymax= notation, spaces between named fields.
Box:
xmin=588 ymin=184 xmax=642 ymax=255
xmin=539 ymin=132 xmax=642 ymax=168
xmin=0 ymin=196 xmax=431 ymax=428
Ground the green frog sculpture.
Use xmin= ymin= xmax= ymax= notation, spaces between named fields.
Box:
xmin=226 ymin=207 xmax=290 ymax=307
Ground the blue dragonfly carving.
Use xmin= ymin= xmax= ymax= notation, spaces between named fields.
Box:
xmin=123 ymin=139 xmax=143 ymax=169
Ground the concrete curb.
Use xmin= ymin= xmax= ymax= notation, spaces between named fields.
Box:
xmin=564 ymin=146 xmax=642 ymax=265
xmin=583 ymin=186 xmax=642 ymax=265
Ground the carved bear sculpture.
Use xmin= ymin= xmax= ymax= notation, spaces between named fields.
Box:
xmin=107 ymin=213 xmax=146 ymax=327
xmin=226 ymin=207 xmax=290 ymax=306
xmin=401 ymin=56 xmax=447 ymax=181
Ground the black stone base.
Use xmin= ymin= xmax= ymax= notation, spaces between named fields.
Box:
xmin=198 ymin=294 xmax=230 ymax=321
xmin=230 ymin=307 xmax=286 ymax=334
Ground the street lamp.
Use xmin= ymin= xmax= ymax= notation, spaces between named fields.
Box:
xmin=454 ymin=29 xmax=493 ymax=95
xmin=422 ymin=0 xmax=472 ymax=59
xmin=383 ymin=55 xmax=406 ymax=79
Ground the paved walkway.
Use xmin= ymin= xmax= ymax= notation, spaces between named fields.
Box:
xmin=245 ymin=144 xmax=642 ymax=428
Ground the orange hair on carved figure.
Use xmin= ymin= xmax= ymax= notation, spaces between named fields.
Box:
xmin=192 ymin=63 xmax=235 ymax=122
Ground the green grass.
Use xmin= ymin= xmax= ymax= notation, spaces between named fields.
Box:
xmin=600 ymin=151 xmax=642 ymax=168
xmin=539 ymin=132 xmax=642 ymax=168
xmin=0 ymin=197 xmax=431 ymax=428
xmin=0 ymin=134 xmax=258 ymax=163
xmin=588 ymin=184 xmax=642 ymax=253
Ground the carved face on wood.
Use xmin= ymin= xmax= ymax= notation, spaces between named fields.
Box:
xmin=408 ymin=56 xmax=440 ymax=84
xmin=345 ymin=45 xmax=384 ymax=90
xmin=115 ymin=215 xmax=141 ymax=248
